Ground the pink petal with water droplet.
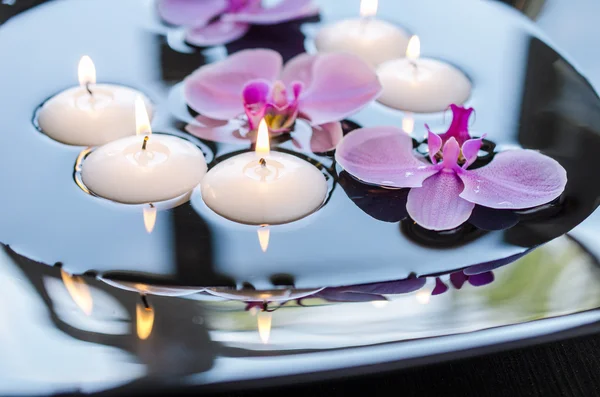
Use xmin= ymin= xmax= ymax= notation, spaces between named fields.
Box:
xmin=299 ymin=53 xmax=382 ymax=125
xmin=158 ymin=0 xmax=228 ymax=26
xmin=406 ymin=171 xmax=475 ymax=231
xmin=223 ymin=0 xmax=319 ymax=24
xmin=335 ymin=127 xmax=438 ymax=188
xmin=458 ymin=150 xmax=567 ymax=209
xmin=184 ymin=49 xmax=282 ymax=120
xmin=310 ymin=122 xmax=343 ymax=153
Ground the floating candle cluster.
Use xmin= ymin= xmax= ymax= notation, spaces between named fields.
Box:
xmin=314 ymin=0 xmax=471 ymax=113
xmin=31 ymin=0 xmax=565 ymax=238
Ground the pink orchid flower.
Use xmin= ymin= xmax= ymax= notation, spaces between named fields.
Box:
xmin=335 ymin=106 xmax=567 ymax=231
xmin=184 ymin=49 xmax=382 ymax=152
xmin=158 ymin=0 xmax=319 ymax=46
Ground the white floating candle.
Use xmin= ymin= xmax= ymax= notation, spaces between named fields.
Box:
xmin=81 ymin=97 xmax=206 ymax=204
xmin=201 ymin=119 xmax=327 ymax=225
xmin=38 ymin=56 xmax=153 ymax=146
xmin=314 ymin=0 xmax=409 ymax=68
xmin=376 ymin=36 xmax=472 ymax=113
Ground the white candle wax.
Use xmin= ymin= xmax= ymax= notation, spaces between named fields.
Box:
xmin=38 ymin=84 xmax=153 ymax=146
xmin=314 ymin=18 xmax=409 ymax=68
xmin=376 ymin=58 xmax=472 ymax=113
xmin=81 ymin=134 xmax=207 ymax=204
xmin=201 ymin=151 xmax=327 ymax=225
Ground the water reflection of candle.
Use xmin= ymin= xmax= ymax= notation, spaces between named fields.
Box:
xmin=376 ymin=36 xmax=472 ymax=113
xmin=81 ymin=97 xmax=207 ymax=204
xmin=60 ymin=269 xmax=93 ymax=315
xmin=257 ymin=311 xmax=272 ymax=344
xmin=143 ymin=204 xmax=157 ymax=234
xmin=314 ymin=0 xmax=409 ymax=68
xmin=257 ymin=225 xmax=270 ymax=252
xmin=38 ymin=56 xmax=153 ymax=146
xmin=201 ymin=119 xmax=327 ymax=225
xmin=136 ymin=295 xmax=154 ymax=340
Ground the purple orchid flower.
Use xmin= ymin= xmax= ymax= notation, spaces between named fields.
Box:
xmin=184 ymin=49 xmax=382 ymax=152
xmin=335 ymin=105 xmax=568 ymax=231
xmin=158 ymin=0 xmax=319 ymax=46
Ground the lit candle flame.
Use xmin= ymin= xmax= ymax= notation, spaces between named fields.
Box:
xmin=406 ymin=35 xmax=420 ymax=61
xmin=402 ymin=113 xmax=414 ymax=134
xmin=416 ymin=289 xmax=431 ymax=305
xmin=257 ymin=311 xmax=272 ymax=344
xmin=255 ymin=118 xmax=270 ymax=157
xmin=135 ymin=95 xmax=152 ymax=136
xmin=143 ymin=204 xmax=157 ymax=234
xmin=60 ymin=269 xmax=93 ymax=315
xmin=136 ymin=300 xmax=155 ymax=340
xmin=360 ymin=0 xmax=378 ymax=18
xmin=78 ymin=55 xmax=96 ymax=86
xmin=257 ymin=225 xmax=270 ymax=252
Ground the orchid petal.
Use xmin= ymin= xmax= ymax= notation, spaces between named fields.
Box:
xmin=185 ymin=20 xmax=250 ymax=47
xmin=158 ymin=0 xmax=227 ymax=26
xmin=449 ymin=271 xmax=468 ymax=289
xmin=432 ymin=278 xmax=448 ymax=295
xmin=462 ymin=137 xmax=483 ymax=168
xmin=427 ymin=127 xmax=442 ymax=163
xmin=468 ymin=271 xmax=495 ymax=286
xmin=280 ymin=52 xmax=316 ymax=88
xmin=223 ymin=0 xmax=319 ymax=24
xmin=335 ymin=127 xmax=439 ymax=188
xmin=439 ymin=105 xmax=474 ymax=145
xmin=406 ymin=171 xmax=475 ymax=231
xmin=299 ymin=53 xmax=382 ymax=125
xmin=184 ymin=49 xmax=282 ymax=120
xmin=242 ymin=79 xmax=270 ymax=130
xmin=185 ymin=116 xmax=249 ymax=144
xmin=310 ymin=122 xmax=343 ymax=153
xmin=458 ymin=150 xmax=567 ymax=209
xmin=442 ymin=137 xmax=460 ymax=169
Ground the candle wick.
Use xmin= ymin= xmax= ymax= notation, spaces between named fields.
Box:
xmin=259 ymin=158 xmax=267 ymax=168
xmin=141 ymin=294 xmax=150 ymax=309
xmin=85 ymin=82 xmax=93 ymax=96
xmin=409 ymin=60 xmax=419 ymax=80
xmin=142 ymin=135 xmax=149 ymax=150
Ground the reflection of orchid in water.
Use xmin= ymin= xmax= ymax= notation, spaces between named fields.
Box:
xmin=158 ymin=0 xmax=319 ymax=46
xmin=336 ymin=105 xmax=567 ymax=231
xmin=432 ymin=271 xmax=495 ymax=296
xmin=184 ymin=49 xmax=381 ymax=152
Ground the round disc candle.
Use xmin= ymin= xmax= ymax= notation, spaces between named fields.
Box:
xmin=314 ymin=0 xmax=409 ymax=68
xmin=38 ymin=56 xmax=153 ymax=146
xmin=376 ymin=36 xmax=472 ymax=113
xmin=201 ymin=120 xmax=327 ymax=225
xmin=81 ymin=97 xmax=206 ymax=204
